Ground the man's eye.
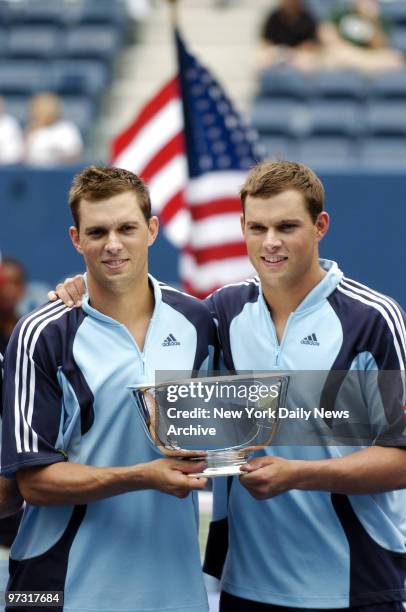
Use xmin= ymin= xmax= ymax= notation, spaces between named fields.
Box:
xmin=279 ymin=224 xmax=296 ymax=231
xmin=122 ymin=225 xmax=136 ymax=232
xmin=88 ymin=230 xmax=103 ymax=237
xmin=250 ymin=225 xmax=265 ymax=232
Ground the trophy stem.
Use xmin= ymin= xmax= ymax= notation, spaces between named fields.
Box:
xmin=192 ymin=450 xmax=248 ymax=477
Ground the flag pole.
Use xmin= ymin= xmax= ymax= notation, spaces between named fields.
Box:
xmin=166 ymin=0 xmax=179 ymax=29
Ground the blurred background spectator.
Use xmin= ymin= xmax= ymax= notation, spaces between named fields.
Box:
xmin=0 ymin=257 xmax=26 ymax=355
xmin=319 ymin=0 xmax=405 ymax=71
xmin=0 ymin=96 xmax=23 ymax=164
xmin=258 ymin=0 xmax=404 ymax=72
xmin=0 ymin=256 xmax=25 ymax=554
xmin=257 ymin=0 xmax=321 ymax=70
xmin=25 ymin=92 xmax=83 ymax=165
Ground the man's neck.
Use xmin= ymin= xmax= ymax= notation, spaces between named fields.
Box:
xmin=87 ymin=276 xmax=154 ymax=329
xmin=263 ymin=265 xmax=327 ymax=323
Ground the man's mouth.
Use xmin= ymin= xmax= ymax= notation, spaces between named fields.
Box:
xmin=261 ymin=255 xmax=288 ymax=266
xmin=102 ymin=259 xmax=129 ymax=270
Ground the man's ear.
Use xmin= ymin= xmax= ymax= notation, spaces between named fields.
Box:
xmin=315 ymin=212 xmax=329 ymax=242
xmin=240 ymin=213 xmax=245 ymax=235
xmin=69 ymin=226 xmax=83 ymax=254
xmin=147 ymin=216 xmax=159 ymax=247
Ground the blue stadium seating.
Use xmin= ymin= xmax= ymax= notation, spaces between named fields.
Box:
xmin=381 ymin=1 xmax=406 ymax=25
xmin=304 ymin=0 xmax=352 ymax=20
xmin=359 ymin=137 xmax=406 ymax=169
xmin=52 ymin=60 xmax=109 ymax=96
xmin=0 ymin=27 xmax=7 ymax=55
xmin=65 ymin=0 xmax=126 ymax=27
xmin=364 ymin=101 xmax=406 ymax=137
xmin=0 ymin=0 xmax=127 ymax=148
xmin=6 ymin=0 xmax=64 ymax=26
xmin=64 ymin=25 xmax=122 ymax=60
xmin=369 ymin=70 xmax=406 ymax=100
xmin=306 ymin=101 xmax=362 ymax=136
xmin=295 ymin=136 xmax=356 ymax=169
xmin=253 ymin=61 xmax=406 ymax=169
xmin=390 ymin=26 xmax=406 ymax=54
xmin=61 ymin=96 xmax=96 ymax=134
xmin=311 ymin=70 xmax=368 ymax=100
xmin=4 ymin=95 xmax=28 ymax=125
xmin=6 ymin=25 xmax=61 ymax=59
xmin=0 ymin=60 xmax=52 ymax=94
xmin=251 ymin=98 xmax=309 ymax=137
xmin=258 ymin=69 xmax=310 ymax=100
xmin=260 ymin=136 xmax=294 ymax=160
xmin=0 ymin=1 xmax=10 ymax=25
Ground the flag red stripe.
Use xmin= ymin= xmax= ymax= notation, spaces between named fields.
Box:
xmin=110 ymin=77 xmax=180 ymax=161
xmin=188 ymin=198 xmax=242 ymax=221
xmin=140 ymin=132 xmax=185 ymax=183
xmin=184 ymin=241 xmax=247 ymax=264
xmin=159 ymin=190 xmax=185 ymax=224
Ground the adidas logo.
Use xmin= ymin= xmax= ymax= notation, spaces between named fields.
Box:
xmin=162 ymin=333 xmax=181 ymax=347
xmin=300 ymin=333 xmax=320 ymax=346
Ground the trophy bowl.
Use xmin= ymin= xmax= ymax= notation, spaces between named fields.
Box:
xmin=130 ymin=373 xmax=289 ymax=477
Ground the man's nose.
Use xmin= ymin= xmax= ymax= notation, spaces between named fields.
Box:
xmin=263 ymin=229 xmax=282 ymax=249
xmin=105 ymin=232 xmax=123 ymax=252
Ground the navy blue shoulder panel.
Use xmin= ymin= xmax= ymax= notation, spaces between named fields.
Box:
xmin=205 ymin=279 xmax=260 ymax=371
xmin=327 ymin=279 xmax=406 ymax=371
xmin=322 ymin=279 xmax=406 ymax=431
xmin=30 ymin=303 xmax=95 ymax=437
xmin=2 ymin=302 xmax=94 ymax=472
xmin=160 ymin=286 xmax=218 ymax=371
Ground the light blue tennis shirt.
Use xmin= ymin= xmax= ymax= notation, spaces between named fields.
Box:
xmin=204 ymin=259 xmax=406 ymax=608
xmin=1 ymin=275 xmax=217 ymax=612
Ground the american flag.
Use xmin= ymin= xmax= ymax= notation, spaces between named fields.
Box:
xmin=111 ymin=30 xmax=262 ymax=299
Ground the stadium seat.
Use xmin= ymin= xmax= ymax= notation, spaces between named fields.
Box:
xmin=260 ymin=136 xmax=294 ymax=160
xmin=251 ymin=98 xmax=309 ymax=137
xmin=258 ymin=69 xmax=310 ymax=100
xmin=295 ymin=136 xmax=356 ymax=168
xmin=381 ymin=1 xmax=406 ymax=26
xmin=7 ymin=0 xmax=64 ymax=26
xmin=0 ymin=1 xmax=10 ymax=26
xmin=61 ymin=96 xmax=96 ymax=134
xmin=311 ymin=70 xmax=368 ymax=101
xmin=359 ymin=137 xmax=406 ymax=169
xmin=304 ymin=0 xmax=352 ymax=20
xmin=7 ymin=25 xmax=61 ymax=59
xmin=0 ymin=60 xmax=53 ymax=94
xmin=65 ymin=0 xmax=126 ymax=27
xmin=306 ymin=101 xmax=362 ymax=137
xmin=4 ymin=95 xmax=28 ymax=125
xmin=369 ymin=70 xmax=406 ymax=100
xmin=64 ymin=25 xmax=122 ymax=60
xmin=53 ymin=60 xmax=109 ymax=96
xmin=0 ymin=28 xmax=7 ymax=56
xmin=364 ymin=101 xmax=406 ymax=136
xmin=390 ymin=26 xmax=406 ymax=54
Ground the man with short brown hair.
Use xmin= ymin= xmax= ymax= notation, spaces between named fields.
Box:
xmin=1 ymin=165 xmax=216 ymax=612
xmin=204 ymin=159 xmax=406 ymax=612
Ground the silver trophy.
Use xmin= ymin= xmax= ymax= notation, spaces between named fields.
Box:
xmin=130 ymin=373 xmax=289 ymax=477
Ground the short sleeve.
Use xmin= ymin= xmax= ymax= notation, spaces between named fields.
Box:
xmin=1 ymin=315 xmax=66 ymax=477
